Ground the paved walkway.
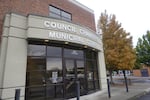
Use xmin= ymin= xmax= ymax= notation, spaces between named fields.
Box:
xmin=137 ymin=92 xmax=150 ymax=100
xmin=95 ymin=83 xmax=150 ymax=100
xmin=70 ymin=77 xmax=150 ymax=100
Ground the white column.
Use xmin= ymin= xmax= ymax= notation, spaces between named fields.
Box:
xmin=0 ymin=13 xmax=27 ymax=100
xmin=98 ymin=51 xmax=107 ymax=90
xmin=0 ymin=36 xmax=8 ymax=98
xmin=0 ymin=14 xmax=10 ymax=98
xmin=1 ymin=36 xmax=27 ymax=100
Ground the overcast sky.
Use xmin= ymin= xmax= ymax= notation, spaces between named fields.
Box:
xmin=76 ymin=0 xmax=150 ymax=46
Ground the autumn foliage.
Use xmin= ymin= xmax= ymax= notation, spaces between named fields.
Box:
xmin=98 ymin=11 xmax=136 ymax=71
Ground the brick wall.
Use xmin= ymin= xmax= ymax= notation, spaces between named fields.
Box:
xmin=0 ymin=0 xmax=96 ymax=41
xmin=133 ymin=66 xmax=150 ymax=77
xmin=133 ymin=70 xmax=141 ymax=77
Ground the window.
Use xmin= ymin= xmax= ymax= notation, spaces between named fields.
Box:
xmin=47 ymin=46 xmax=62 ymax=57
xmin=28 ymin=45 xmax=46 ymax=56
xmin=49 ymin=5 xmax=71 ymax=21
xmin=47 ymin=58 xmax=62 ymax=70
xmin=64 ymin=49 xmax=84 ymax=59
xmin=26 ymin=44 xmax=63 ymax=100
xmin=85 ymin=50 xmax=100 ymax=91
xmin=26 ymin=41 xmax=100 ymax=99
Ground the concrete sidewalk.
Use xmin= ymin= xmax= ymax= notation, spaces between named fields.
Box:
xmin=94 ymin=83 xmax=150 ymax=100
xmin=70 ymin=82 xmax=150 ymax=100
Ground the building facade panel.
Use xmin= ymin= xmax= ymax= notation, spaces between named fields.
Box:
xmin=0 ymin=1 xmax=107 ymax=100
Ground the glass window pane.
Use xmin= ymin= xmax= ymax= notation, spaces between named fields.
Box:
xmin=46 ymin=70 xmax=63 ymax=84
xmin=77 ymin=60 xmax=84 ymax=78
xmin=86 ymin=60 xmax=94 ymax=71
xmin=55 ymin=85 xmax=64 ymax=98
xmin=87 ymin=71 xmax=93 ymax=81
xmin=28 ymin=45 xmax=46 ymax=56
xmin=79 ymin=79 xmax=86 ymax=95
xmin=49 ymin=6 xmax=60 ymax=15
xmin=47 ymin=46 xmax=62 ymax=57
xmin=27 ymin=57 xmax=46 ymax=71
xmin=65 ymin=59 xmax=75 ymax=79
xmin=77 ymin=60 xmax=84 ymax=68
xmin=88 ymin=81 xmax=94 ymax=90
xmin=47 ymin=58 xmax=62 ymax=70
xmin=49 ymin=13 xmax=61 ymax=19
xmin=65 ymin=82 xmax=76 ymax=98
xmin=26 ymin=86 xmax=46 ymax=99
xmin=93 ymin=52 xmax=97 ymax=59
xmin=61 ymin=11 xmax=71 ymax=19
xmin=86 ymin=51 xmax=92 ymax=59
xmin=95 ymin=80 xmax=100 ymax=89
xmin=64 ymin=49 xmax=84 ymax=59
xmin=46 ymin=85 xmax=55 ymax=98
xmin=27 ymin=71 xmax=46 ymax=86
xmin=86 ymin=50 xmax=97 ymax=59
xmin=47 ymin=85 xmax=63 ymax=98
xmin=46 ymin=58 xmax=63 ymax=84
xmin=62 ymin=17 xmax=71 ymax=21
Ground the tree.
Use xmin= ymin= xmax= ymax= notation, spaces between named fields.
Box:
xmin=98 ymin=11 xmax=136 ymax=83
xmin=133 ymin=51 xmax=142 ymax=69
xmin=136 ymin=31 xmax=150 ymax=67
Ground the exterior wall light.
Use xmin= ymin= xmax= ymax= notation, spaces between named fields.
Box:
xmin=84 ymin=45 xmax=88 ymax=48
xmin=44 ymin=40 xmax=49 ymax=42
xmin=65 ymin=41 xmax=69 ymax=44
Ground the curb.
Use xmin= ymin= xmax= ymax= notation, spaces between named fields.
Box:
xmin=128 ymin=88 xmax=150 ymax=100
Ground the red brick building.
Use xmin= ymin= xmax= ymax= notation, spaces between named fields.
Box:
xmin=0 ymin=0 xmax=96 ymax=41
xmin=133 ymin=65 xmax=150 ymax=77
xmin=0 ymin=0 xmax=107 ymax=100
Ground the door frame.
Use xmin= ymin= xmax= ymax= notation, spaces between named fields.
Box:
xmin=64 ymin=58 xmax=86 ymax=98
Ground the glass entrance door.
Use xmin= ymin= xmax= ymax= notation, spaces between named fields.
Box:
xmin=65 ymin=59 xmax=86 ymax=99
xmin=65 ymin=59 xmax=76 ymax=98
xmin=26 ymin=43 xmax=100 ymax=100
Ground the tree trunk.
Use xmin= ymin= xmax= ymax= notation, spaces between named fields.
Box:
xmin=109 ymin=70 xmax=114 ymax=84
xmin=123 ymin=70 xmax=129 ymax=92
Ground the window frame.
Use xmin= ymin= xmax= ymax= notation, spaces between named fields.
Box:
xmin=49 ymin=5 xmax=72 ymax=21
xmin=26 ymin=41 xmax=100 ymax=100
xmin=85 ymin=50 xmax=100 ymax=91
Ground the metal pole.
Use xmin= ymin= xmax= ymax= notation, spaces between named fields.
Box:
xmin=76 ymin=81 xmax=80 ymax=100
xmin=107 ymin=78 xmax=111 ymax=98
xmin=125 ymin=76 xmax=129 ymax=92
xmin=15 ymin=89 xmax=20 ymax=100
